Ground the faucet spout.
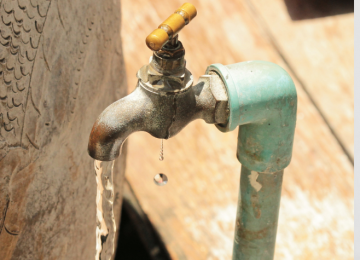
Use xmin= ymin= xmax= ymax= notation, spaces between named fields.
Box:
xmin=88 ymin=85 xmax=173 ymax=161
xmin=88 ymin=73 xmax=229 ymax=161
xmin=88 ymin=87 xmax=155 ymax=161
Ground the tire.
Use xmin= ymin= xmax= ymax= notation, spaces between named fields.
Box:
xmin=0 ymin=0 xmax=127 ymax=258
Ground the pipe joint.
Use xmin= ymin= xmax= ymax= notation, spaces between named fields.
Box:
xmin=206 ymin=61 xmax=297 ymax=173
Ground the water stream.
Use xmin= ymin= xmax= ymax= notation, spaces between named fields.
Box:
xmin=159 ymin=139 xmax=164 ymax=161
xmin=93 ymin=139 xmax=166 ymax=259
xmin=94 ymin=160 xmax=116 ymax=260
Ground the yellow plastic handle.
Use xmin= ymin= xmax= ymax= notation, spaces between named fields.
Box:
xmin=146 ymin=3 xmax=197 ymax=51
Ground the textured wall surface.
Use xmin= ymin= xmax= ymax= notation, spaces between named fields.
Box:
xmin=0 ymin=0 xmax=127 ymax=259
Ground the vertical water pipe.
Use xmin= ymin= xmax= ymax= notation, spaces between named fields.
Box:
xmin=206 ymin=61 xmax=297 ymax=260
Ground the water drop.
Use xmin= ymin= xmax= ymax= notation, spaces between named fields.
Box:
xmin=159 ymin=139 xmax=164 ymax=161
xmin=154 ymin=173 xmax=168 ymax=186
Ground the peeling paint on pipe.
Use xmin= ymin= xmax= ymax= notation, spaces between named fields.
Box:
xmin=233 ymin=166 xmax=283 ymax=260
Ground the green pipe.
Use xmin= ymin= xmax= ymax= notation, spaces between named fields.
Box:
xmin=233 ymin=166 xmax=283 ymax=259
xmin=206 ymin=61 xmax=297 ymax=259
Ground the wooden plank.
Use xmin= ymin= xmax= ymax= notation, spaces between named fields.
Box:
xmin=247 ymin=0 xmax=354 ymax=160
xmin=120 ymin=0 xmax=354 ymax=259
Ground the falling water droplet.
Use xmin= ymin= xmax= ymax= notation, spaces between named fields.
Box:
xmin=154 ymin=173 xmax=168 ymax=186
xmin=159 ymin=139 xmax=164 ymax=161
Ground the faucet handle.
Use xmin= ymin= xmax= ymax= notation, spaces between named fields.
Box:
xmin=145 ymin=3 xmax=197 ymax=51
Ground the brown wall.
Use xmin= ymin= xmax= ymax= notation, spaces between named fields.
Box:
xmin=0 ymin=0 xmax=127 ymax=258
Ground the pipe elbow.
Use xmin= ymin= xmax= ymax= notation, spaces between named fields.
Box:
xmin=206 ymin=61 xmax=297 ymax=173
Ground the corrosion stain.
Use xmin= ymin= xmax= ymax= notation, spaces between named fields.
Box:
xmin=250 ymin=194 xmax=261 ymax=219
xmin=245 ymin=149 xmax=262 ymax=161
xmin=244 ymin=137 xmax=263 ymax=162
xmin=237 ymin=226 xmax=270 ymax=240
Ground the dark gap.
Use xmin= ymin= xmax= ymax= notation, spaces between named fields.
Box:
xmin=115 ymin=201 xmax=151 ymax=260
xmin=284 ymin=0 xmax=354 ymax=20
xmin=116 ymin=200 xmax=172 ymax=260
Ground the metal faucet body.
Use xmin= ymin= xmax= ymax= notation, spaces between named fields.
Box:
xmin=88 ymin=43 xmax=228 ymax=161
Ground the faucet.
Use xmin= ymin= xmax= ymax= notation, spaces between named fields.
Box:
xmin=88 ymin=3 xmax=297 ymax=260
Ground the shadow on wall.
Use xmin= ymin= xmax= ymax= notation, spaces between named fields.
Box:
xmin=284 ymin=0 xmax=354 ymax=20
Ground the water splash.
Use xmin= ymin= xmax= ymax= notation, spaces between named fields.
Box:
xmin=94 ymin=160 xmax=116 ymax=260
xmin=159 ymin=139 xmax=164 ymax=161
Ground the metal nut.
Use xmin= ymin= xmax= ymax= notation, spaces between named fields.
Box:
xmin=147 ymin=63 xmax=185 ymax=88
xmin=208 ymin=72 xmax=229 ymax=124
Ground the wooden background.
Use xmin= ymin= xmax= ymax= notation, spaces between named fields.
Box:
xmin=119 ymin=0 xmax=354 ymax=259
